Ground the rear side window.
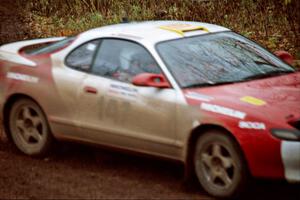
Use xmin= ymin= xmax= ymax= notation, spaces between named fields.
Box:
xmin=65 ymin=40 xmax=100 ymax=71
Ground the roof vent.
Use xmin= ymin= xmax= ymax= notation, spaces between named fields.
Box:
xmin=159 ymin=24 xmax=209 ymax=36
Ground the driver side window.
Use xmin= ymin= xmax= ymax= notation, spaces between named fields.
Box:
xmin=92 ymin=39 xmax=161 ymax=83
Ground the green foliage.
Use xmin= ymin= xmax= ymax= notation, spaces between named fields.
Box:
xmin=24 ymin=0 xmax=299 ymax=58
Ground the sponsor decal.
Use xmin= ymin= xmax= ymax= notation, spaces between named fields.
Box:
xmin=201 ymin=103 xmax=246 ymax=119
xmin=117 ymin=33 xmax=143 ymax=40
xmin=6 ymin=72 xmax=39 ymax=83
xmin=240 ymin=96 xmax=266 ymax=106
xmin=108 ymin=84 xmax=138 ymax=100
xmin=110 ymin=84 xmax=138 ymax=93
xmin=185 ymin=92 xmax=214 ymax=102
xmin=239 ymin=121 xmax=266 ymax=130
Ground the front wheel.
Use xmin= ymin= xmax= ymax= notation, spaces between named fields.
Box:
xmin=194 ymin=130 xmax=248 ymax=198
xmin=8 ymin=98 xmax=53 ymax=157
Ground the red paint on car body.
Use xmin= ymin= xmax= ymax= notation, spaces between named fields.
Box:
xmin=183 ymin=72 xmax=300 ymax=179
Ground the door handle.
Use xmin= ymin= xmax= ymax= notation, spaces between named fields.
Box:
xmin=84 ymin=86 xmax=98 ymax=94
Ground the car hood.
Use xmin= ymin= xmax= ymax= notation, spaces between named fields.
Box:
xmin=183 ymin=72 xmax=300 ymax=125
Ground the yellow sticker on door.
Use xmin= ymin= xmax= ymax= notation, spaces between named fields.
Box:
xmin=240 ymin=96 xmax=266 ymax=106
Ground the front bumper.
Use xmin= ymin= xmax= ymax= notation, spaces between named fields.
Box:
xmin=281 ymin=141 xmax=300 ymax=183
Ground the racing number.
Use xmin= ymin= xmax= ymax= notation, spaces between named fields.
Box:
xmin=98 ymin=96 xmax=132 ymax=124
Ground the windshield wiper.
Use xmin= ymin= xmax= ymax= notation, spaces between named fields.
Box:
xmin=241 ymin=70 xmax=294 ymax=81
xmin=183 ymin=81 xmax=237 ymax=88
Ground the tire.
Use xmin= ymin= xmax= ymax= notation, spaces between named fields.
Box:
xmin=8 ymin=98 xmax=53 ymax=157
xmin=194 ymin=130 xmax=248 ymax=198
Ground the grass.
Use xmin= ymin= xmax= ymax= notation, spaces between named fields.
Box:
xmin=21 ymin=0 xmax=299 ymax=58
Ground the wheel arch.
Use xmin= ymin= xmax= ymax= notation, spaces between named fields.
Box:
xmin=184 ymin=123 xmax=248 ymax=181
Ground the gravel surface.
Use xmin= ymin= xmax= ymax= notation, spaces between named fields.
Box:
xmin=0 ymin=130 xmax=300 ymax=199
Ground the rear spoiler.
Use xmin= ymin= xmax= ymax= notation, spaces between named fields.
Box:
xmin=0 ymin=37 xmax=65 ymax=67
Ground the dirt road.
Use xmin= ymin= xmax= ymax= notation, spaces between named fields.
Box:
xmin=0 ymin=131 xmax=300 ymax=199
xmin=0 ymin=1 xmax=299 ymax=199
xmin=0 ymin=132 xmax=207 ymax=199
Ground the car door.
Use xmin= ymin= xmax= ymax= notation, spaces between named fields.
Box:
xmin=51 ymin=39 xmax=101 ymax=138
xmin=76 ymin=39 xmax=179 ymax=158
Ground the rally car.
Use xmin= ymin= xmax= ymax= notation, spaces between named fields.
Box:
xmin=0 ymin=21 xmax=299 ymax=198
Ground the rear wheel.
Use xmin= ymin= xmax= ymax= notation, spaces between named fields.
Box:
xmin=8 ymin=98 xmax=53 ymax=157
xmin=194 ymin=130 xmax=248 ymax=198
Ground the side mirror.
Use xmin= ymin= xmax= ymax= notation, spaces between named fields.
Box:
xmin=132 ymin=73 xmax=171 ymax=88
xmin=274 ymin=50 xmax=294 ymax=65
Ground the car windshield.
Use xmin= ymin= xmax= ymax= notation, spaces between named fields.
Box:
xmin=156 ymin=32 xmax=295 ymax=88
xmin=25 ymin=36 xmax=75 ymax=55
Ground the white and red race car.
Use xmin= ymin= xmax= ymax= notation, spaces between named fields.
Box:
xmin=0 ymin=21 xmax=299 ymax=198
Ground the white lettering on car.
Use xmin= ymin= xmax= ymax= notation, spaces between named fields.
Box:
xmin=6 ymin=72 xmax=39 ymax=83
xmin=238 ymin=121 xmax=266 ymax=130
xmin=185 ymin=92 xmax=214 ymax=102
xmin=200 ymin=103 xmax=246 ymax=119
xmin=108 ymin=84 xmax=138 ymax=101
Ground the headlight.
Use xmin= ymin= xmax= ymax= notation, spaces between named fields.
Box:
xmin=271 ymin=129 xmax=300 ymax=141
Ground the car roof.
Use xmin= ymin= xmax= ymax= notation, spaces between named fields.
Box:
xmin=81 ymin=20 xmax=230 ymax=44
